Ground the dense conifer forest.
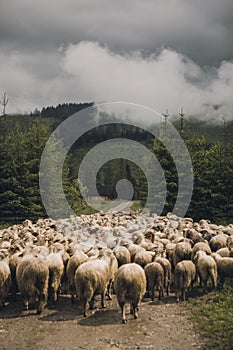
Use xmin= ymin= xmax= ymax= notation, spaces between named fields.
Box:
xmin=0 ymin=102 xmax=233 ymax=225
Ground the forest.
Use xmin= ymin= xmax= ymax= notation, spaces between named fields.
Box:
xmin=0 ymin=102 xmax=233 ymax=225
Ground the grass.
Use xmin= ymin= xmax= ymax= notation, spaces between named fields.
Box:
xmin=183 ymin=280 xmax=233 ymax=350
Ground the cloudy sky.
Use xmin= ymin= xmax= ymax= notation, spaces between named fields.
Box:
xmin=0 ymin=0 xmax=233 ymax=118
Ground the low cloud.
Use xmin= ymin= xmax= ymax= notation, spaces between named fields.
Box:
xmin=63 ymin=41 xmax=233 ymax=120
xmin=1 ymin=41 xmax=233 ymax=121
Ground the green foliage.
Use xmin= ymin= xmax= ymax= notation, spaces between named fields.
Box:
xmin=0 ymin=105 xmax=233 ymax=224
xmin=184 ymin=281 xmax=233 ymax=350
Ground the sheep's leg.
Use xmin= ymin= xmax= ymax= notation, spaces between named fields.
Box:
xmin=167 ymin=280 xmax=170 ymax=296
xmin=210 ymin=272 xmax=217 ymax=289
xmin=203 ymin=280 xmax=207 ymax=293
xmin=23 ymin=295 xmax=29 ymax=311
xmin=151 ymin=284 xmax=155 ymax=301
xmin=132 ymin=302 xmax=139 ymax=319
xmin=106 ymin=280 xmax=112 ymax=300
xmin=219 ymin=276 xmax=225 ymax=288
xmin=159 ymin=285 xmax=164 ymax=301
xmin=89 ymin=296 xmax=95 ymax=310
xmin=70 ymin=285 xmax=75 ymax=304
xmin=176 ymin=289 xmax=180 ymax=303
xmin=182 ymin=288 xmax=186 ymax=302
xmin=119 ymin=301 xmax=127 ymax=324
xmin=101 ymin=292 xmax=106 ymax=309
xmin=37 ymin=293 xmax=47 ymax=315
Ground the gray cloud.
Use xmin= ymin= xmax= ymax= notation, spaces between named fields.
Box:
xmin=0 ymin=0 xmax=232 ymax=115
xmin=1 ymin=41 xmax=233 ymax=120
xmin=1 ymin=0 xmax=233 ymax=65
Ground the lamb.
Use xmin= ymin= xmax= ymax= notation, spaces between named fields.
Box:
xmin=16 ymin=255 xmax=49 ymax=314
xmin=193 ymin=251 xmax=217 ymax=292
xmin=174 ymin=260 xmax=196 ymax=302
xmin=114 ymin=263 xmax=146 ymax=323
xmin=144 ymin=262 xmax=164 ymax=301
xmin=74 ymin=248 xmax=116 ymax=317
xmin=211 ymin=253 xmax=233 ymax=287
xmin=154 ymin=257 xmax=171 ymax=296
xmin=0 ymin=260 xmax=11 ymax=308
xmin=113 ymin=246 xmax=131 ymax=267
xmin=66 ymin=249 xmax=88 ymax=303
xmin=173 ymin=241 xmax=192 ymax=266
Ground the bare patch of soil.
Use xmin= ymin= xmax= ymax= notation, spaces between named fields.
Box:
xmin=0 ymin=293 xmax=204 ymax=350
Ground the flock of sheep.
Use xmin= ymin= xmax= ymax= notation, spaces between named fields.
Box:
xmin=0 ymin=211 xmax=233 ymax=323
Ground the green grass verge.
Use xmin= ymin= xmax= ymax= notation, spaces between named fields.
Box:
xmin=184 ymin=281 xmax=233 ymax=350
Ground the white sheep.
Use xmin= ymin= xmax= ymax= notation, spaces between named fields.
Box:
xmin=16 ymin=255 xmax=49 ymax=314
xmin=209 ymin=234 xmax=227 ymax=252
xmin=46 ymin=251 xmax=64 ymax=305
xmin=114 ymin=263 xmax=146 ymax=323
xmin=66 ymin=249 xmax=88 ymax=303
xmin=134 ymin=250 xmax=155 ymax=268
xmin=154 ymin=256 xmax=171 ymax=296
xmin=191 ymin=242 xmax=212 ymax=261
xmin=173 ymin=241 xmax=192 ymax=266
xmin=193 ymin=250 xmax=217 ymax=292
xmin=174 ymin=260 xmax=196 ymax=302
xmin=75 ymin=248 xmax=116 ymax=317
xmin=0 ymin=260 xmax=11 ymax=308
xmin=211 ymin=253 xmax=233 ymax=287
xmin=144 ymin=262 xmax=164 ymax=301
xmin=113 ymin=246 xmax=130 ymax=267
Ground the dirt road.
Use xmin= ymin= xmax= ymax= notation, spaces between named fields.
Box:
xmin=0 ymin=292 xmax=204 ymax=350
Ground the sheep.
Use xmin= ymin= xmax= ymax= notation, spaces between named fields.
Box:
xmin=226 ymin=236 xmax=233 ymax=257
xmin=114 ymin=263 xmax=146 ymax=324
xmin=185 ymin=229 xmax=205 ymax=244
xmin=173 ymin=241 xmax=192 ymax=266
xmin=113 ymin=246 xmax=130 ymax=267
xmin=216 ymin=247 xmax=230 ymax=257
xmin=98 ymin=248 xmax=118 ymax=300
xmin=165 ymin=242 xmax=176 ymax=270
xmin=66 ymin=249 xmax=88 ymax=303
xmin=8 ymin=250 xmax=24 ymax=300
xmin=144 ymin=262 xmax=164 ymax=301
xmin=75 ymin=248 xmax=116 ymax=317
xmin=211 ymin=253 xmax=233 ymax=287
xmin=16 ymin=255 xmax=49 ymax=314
xmin=154 ymin=257 xmax=171 ymax=296
xmin=209 ymin=234 xmax=227 ymax=252
xmin=0 ymin=260 xmax=11 ymax=308
xmin=174 ymin=260 xmax=196 ymax=302
xmin=226 ymin=235 xmax=233 ymax=250
xmin=193 ymin=251 xmax=217 ymax=292
xmin=134 ymin=250 xmax=155 ymax=268
xmin=191 ymin=242 xmax=212 ymax=261
xmin=46 ymin=251 xmax=64 ymax=305
xmin=126 ymin=243 xmax=145 ymax=262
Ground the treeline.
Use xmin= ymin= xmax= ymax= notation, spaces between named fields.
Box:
xmin=0 ymin=103 xmax=233 ymax=224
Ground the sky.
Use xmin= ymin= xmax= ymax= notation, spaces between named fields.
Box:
xmin=0 ymin=0 xmax=233 ymax=119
